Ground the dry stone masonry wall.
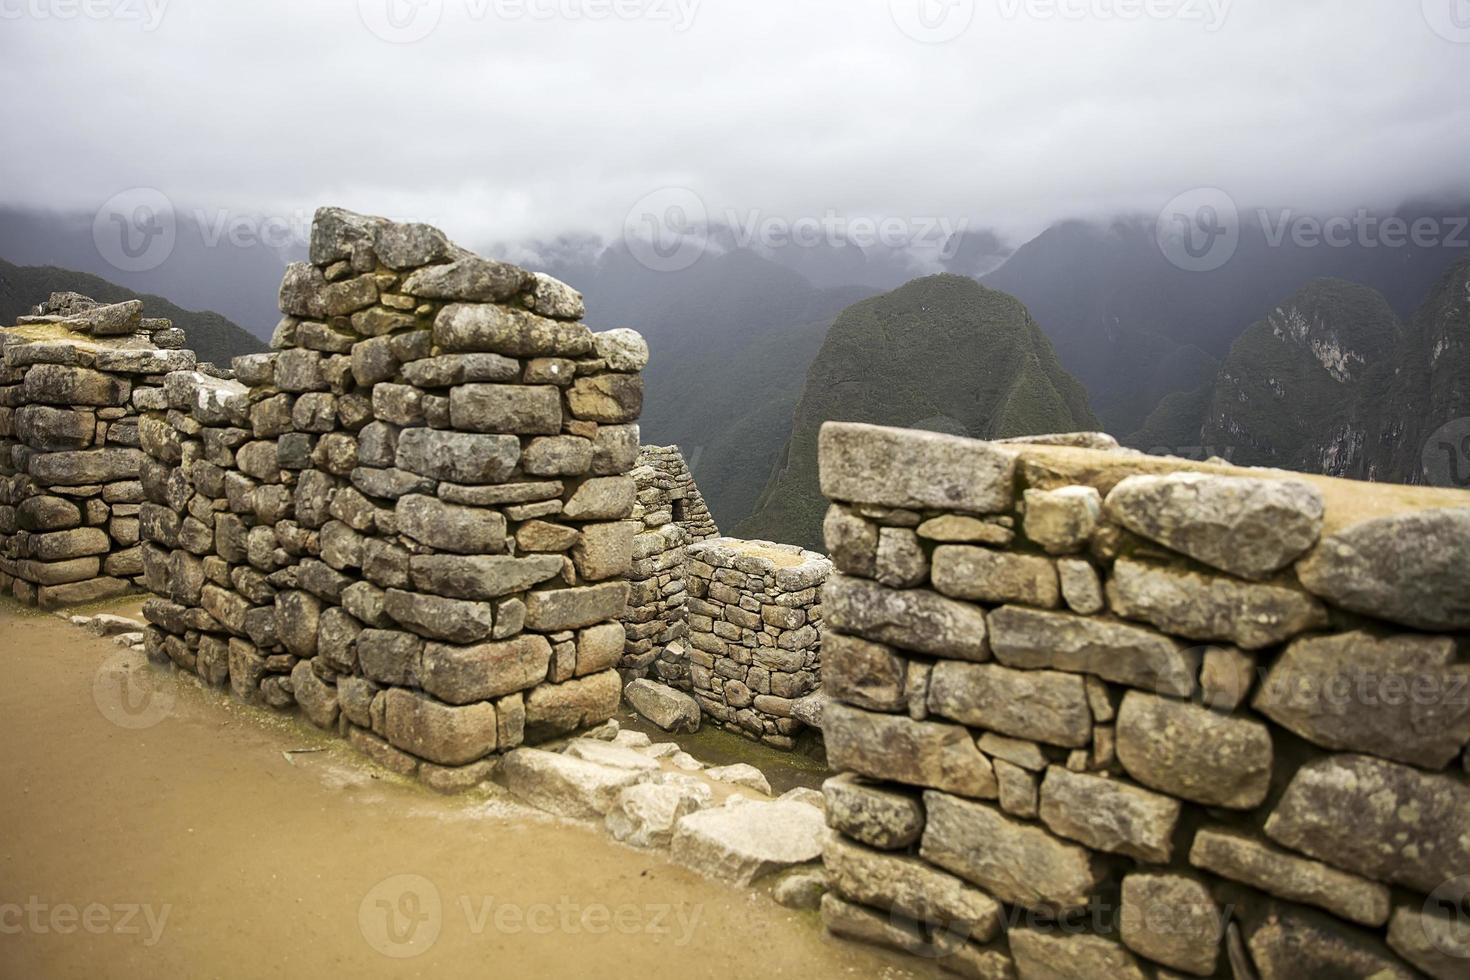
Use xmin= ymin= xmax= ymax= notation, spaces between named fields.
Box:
xmin=0 ymin=294 xmax=194 ymax=607
xmin=133 ymin=206 xmax=649 ymax=791
xmin=816 ymin=421 xmax=1470 ymax=979
xmin=684 ymin=538 xmax=830 ymax=749
xmin=621 ymin=445 xmax=719 ymax=684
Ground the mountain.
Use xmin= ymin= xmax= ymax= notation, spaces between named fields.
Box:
xmin=0 ymin=206 xmax=301 ymax=340
xmin=1129 ymin=258 xmax=1470 ymax=486
xmin=539 ymin=242 xmax=876 ymax=526
xmin=0 ymin=258 xmax=265 ymax=364
xmin=738 ymin=274 xmax=1099 ymax=548
xmin=983 ymin=205 xmax=1470 ymax=435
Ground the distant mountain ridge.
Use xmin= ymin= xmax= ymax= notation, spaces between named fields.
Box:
xmin=739 ymin=274 xmax=1098 ymax=548
xmin=0 ymin=258 xmax=265 ymax=364
xmin=1130 ymin=259 xmax=1470 ymax=486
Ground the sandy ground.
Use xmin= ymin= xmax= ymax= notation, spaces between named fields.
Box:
xmin=0 ymin=597 xmax=921 ymax=980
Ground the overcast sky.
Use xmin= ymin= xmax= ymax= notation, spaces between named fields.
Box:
xmin=2 ymin=0 xmax=1468 ymax=251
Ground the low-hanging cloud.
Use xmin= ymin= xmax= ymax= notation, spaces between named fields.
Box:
xmin=1 ymin=0 xmax=1467 ymax=254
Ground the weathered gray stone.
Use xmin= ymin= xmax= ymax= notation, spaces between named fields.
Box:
xmin=928 ymin=660 xmax=1091 ymax=748
xmin=589 ymin=424 xmax=640 ymax=476
xmin=374 ymin=220 xmax=451 ymax=268
xmin=932 ymin=545 xmax=1059 ymax=608
xmin=1200 ymin=645 xmax=1255 ymax=711
xmin=1107 ymin=558 xmax=1328 ymax=650
xmin=1265 ymin=753 xmax=1470 ymax=899
xmin=592 ymin=328 xmax=649 ymax=372
xmin=383 ymin=589 xmax=495 ymax=644
xmin=448 ymin=383 xmax=561 ymax=435
xmin=671 ymin=799 xmax=826 ymax=885
xmin=497 ymin=746 xmax=646 ymax=819
xmin=433 ymin=302 xmax=592 ymax=356
xmin=565 ymin=739 xmax=661 ymax=772
xmin=823 ymin=505 xmax=878 ymax=577
xmin=384 ymin=688 xmax=496 ymax=766
xmin=562 ymin=476 xmax=636 ymax=520
xmin=821 ymin=774 xmax=925 ymax=850
xmin=1189 ymin=828 xmax=1391 ymax=928
xmin=24 ymin=364 xmax=129 ymax=406
xmin=624 ymin=678 xmax=701 ymax=733
xmin=522 ymin=435 xmax=593 ymax=477
xmin=605 ymin=780 xmax=712 ymax=848
xmin=1254 ymin=631 xmax=1470 ymax=769
xmin=275 ymin=590 xmax=321 ymax=658
xmin=1038 ymin=766 xmax=1181 ymax=863
xmin=1246 ymin=906 xmax=1415 ymax=980
xmin=823 ymin=632 xmax=906 ymax=712
xmin=523 ymin=669 xmax=621 ymax=739
xmin=420 ymin=634 xmax=552 ymax=704
xmin=917 ymin=513 xmax=1014 ymax=546
xmin=357 ymin=629 xmax=423 ymax=686
xmin=29 ymin=448 xmax=146 ymax=485
xmin=819 ymin=422 xmax=1017 ymax=513
xmin=1105 ymin=472 xmax=1323 ymax=578
xmin=1116 ymin=691 xmax=1273 ymax=809
xmin=1118 ymin=873 xmax=1222 ymax=977
xmin=1009 ymin=927 xmax=1147 ymax=980
xmin=1297 ymin=508 xmax=1470 ymax=631
xmin=824 ymin=575 xmax=988 ymax=661
xmin=1023 ymin=485 xmax=1102 ymax=555
xmin=824 ymin=702 xmax=997 ymax=798
xmin=565 ymin=374 xmax=642 ymax=423
xmin=403 ymin=257 xmax=532 ymax=303
xmin=824 ymin=831 xmax=1003 ymax=943
xmin=920 ymin=791 xmax=1107 ymax=914
xmin=408 ymin=553 xmax=562 ymax=602
xmin=290 ymin=660 xmax=339 ymax=730
xmin=1387 ymin=905 xmax=1470 ymax=980
xmin=989 ymin=605 xmax=1199 ymax=698
xmin=523 ymin=582 xmax=628 ymax=631
xmin=394 ymin=427 xmax=519 ymax=484
xmin=571 ymin=521 xmax=635 ymax=581
xmin=393 ymin=494 xmax=508 ymax=555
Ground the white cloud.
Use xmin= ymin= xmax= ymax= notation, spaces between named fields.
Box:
xmin=1 ymin=0 xmax=1467 ymax=250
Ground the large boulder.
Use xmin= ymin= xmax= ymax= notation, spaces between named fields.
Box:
xmin=824 ymin=575 xmax=989 ymax=661
xmin=1254 ymin=631 xmax=1470 ymax=769
xmin=1296 ymin=508 xmax=1470 ymax=631
xmin=825 ymin=702 xmax=997 ymax=799
xmin=670 ymin=799 xmax=826 ymax=885
xmin=818 ymin=422 xmax=1017 ymax=513
xmin=1105 ymin=472 xmax=1323 ymax=579
xmin=496 ymin=748 xmax=646 ymax=820
xmin=1265 ymin=754 xmax=1470 ymax=899
xmin=623 ymin=678 xmax=701 ymax=733
xmin=1116 ymin=691 xmax=1273 ymax=810
xmin=989 ymin=605 xmax=1199 ymax=698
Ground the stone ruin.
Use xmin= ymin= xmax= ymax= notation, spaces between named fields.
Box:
xmin=619 ymin=444 xmax=718 ymax=684
xmin=815 ymin=421 xmax=1470 ymax=979
xmin=121 ymin=206 xmax=647 ymax=789
xmin=7 ymin=204 xmax=1470 ymax=978
xmin=685 ymin=538 xmax=829 ymax=748
xmin=0 ymin=294 xmax=195 ymax=606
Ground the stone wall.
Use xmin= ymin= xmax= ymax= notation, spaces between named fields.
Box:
xmin=685 ymin=538 xmax=830 ymax=749
xmin=0 ymin=294 xmax=194 ymax=607
xmin=134 ymin=206 xmax=648 ymax=791
xmin=621 ymin=445 xmax=719 ymax=685
xmin=816 ymin=421 xmax=1470 ymax=979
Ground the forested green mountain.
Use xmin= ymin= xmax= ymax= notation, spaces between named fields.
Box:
xmin=739 ymin=274 xmax=1098 ymax=548
xmin=1129 ymin=259 xmax=1470 ymax=486
xmin=0 ymin=258 xmax=265 ymax=364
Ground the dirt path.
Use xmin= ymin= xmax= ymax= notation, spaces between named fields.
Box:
xmin=0 ymin=598 xmax=921 ymax=980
